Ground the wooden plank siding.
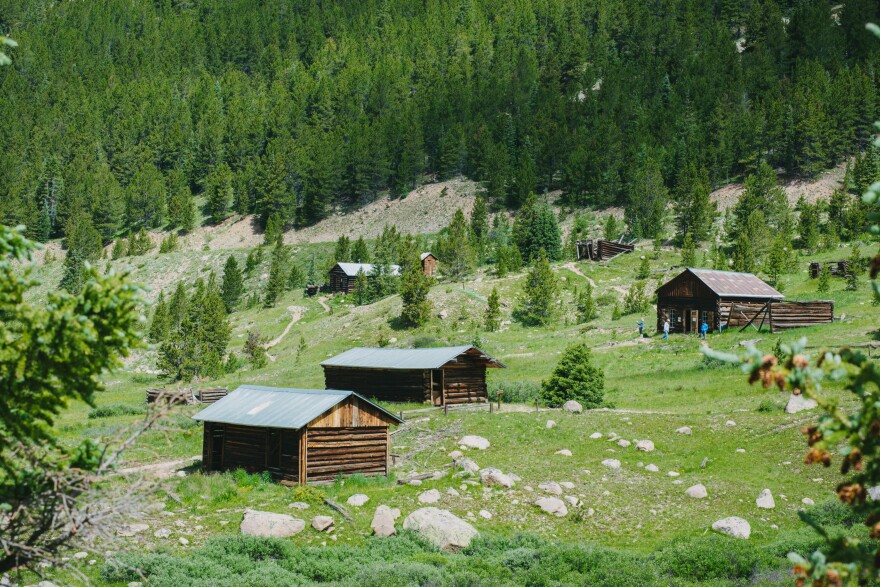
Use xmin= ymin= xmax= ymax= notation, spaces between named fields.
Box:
xmin=201 ymin=423 xmax=299 ymax=483
xmin=769 ymin=300 xmax=834 ymax=332
xmin=305 ymin=427 xmax=388 ymax=481
xmin=324 ymin=366 xmax=427 ymax=402
xmin=329 ymin=267 xmax=356 ymax=294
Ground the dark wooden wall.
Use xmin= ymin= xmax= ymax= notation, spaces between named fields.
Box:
xmin=202 ymin=423 xmax=299 ymax=483
xmin=324 ymin=366 xmax=428 ymax=402
xmin=305 ymin=427 xmax=389 ymax=482
xmin=770 ymin=300 xmax=834 ymax=332
xmin=329 ymin=268 xmax=355 ymax=294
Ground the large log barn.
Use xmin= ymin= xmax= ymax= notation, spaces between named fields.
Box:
xmin=193 ymin=386 xmax=402 ymax=484
xmin=656 ymin=268 xmax=784 ymax=333
xmin=322 ymin=346 xmax=505 ymax=405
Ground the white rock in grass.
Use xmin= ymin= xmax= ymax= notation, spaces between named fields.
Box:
xmin=725 ymin=420 xmax=737 ymax=427
xmin=645 ymin=464 xmax=659 ymax=472
xmin=802 ymin=498 xmax=815 ymax=506
xmin=756 ymin=489 xmax=775 ymax=509
xmin=736 ymin=448 xmax=746 ymax=453
xmin=601 ymin=459 xmax=621 ymax=469
xmin=409 ymin=479 xmax=422 ymax=486
xmin=311 ymin=516 xmax=334 ymax=532
xmin=479 ymin=468 xmax=515 ymax=489
xmin=448 ymin=450 xmax=463 ymax=460
xmin=288 ymin=502 xmax=310 ymax=510
xmin=546 ymin=420 xmax=557 ymax=429
xmin=403 ymin=508 xmax=478 ymax=551
xmin=617 ymin=439 xmax=631 ymax=448
xmin=347 ymin=494 xmax=370 ymax=507
xmin=868 ymin=486 xmax=880 ymax=501
xmin=459 ymin=436 xmax=491 ymax=450
xmin=418 ymin=489 xmax=442 ymax=504
xmin=711 ymin=517 xmax=751 ymax=539
xmin=478 ymin=510 xmax=492 ymax=520
xmin=636 ymin=440 xmax=655 ymax=452
xmin=562 ymin=401 xmax=583 ymax=413
xmin=153 ymin=528 xmax=171 ymax=539
xmin=555 ymin=449 xmax=573 ymax=456
xmin=560 ymin=481 xmax=575 ymax=489
xmin=73 ymin=552 xmax=88 ymax=560
xmin=539 ymin=482 xmax=563 ymax=495
xmin=785 ymin=393 xmax=818 ymax=414
xmin=446 ymin=488 xmax=460 ymax=497
xmin=178 ymin=537 xmax=189 ymax=546
xmin=240 ymin=510 xmax=305 ymax=538
xmin=676 ymin=426 xmax=692 ymax=435
xmin=685 ymin=484 xmax=707 ymax=499
xmin=564 ymin=495 xmax=582 ymax=508
xmin=116 ymin=523 xmax=149 ymax=537
xmin=590 ymin=432 xmax=603 ymax=439
xmin=535 ymin=497 xmax=568 ymax=517
xmin=667 ymin=471 xmax=680 ymax=477
xmin=455 ymin=458 xmax=480 ymax=474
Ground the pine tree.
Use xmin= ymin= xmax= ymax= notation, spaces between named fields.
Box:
xmin=220 ymin=255 xmax=244 ymax=313
xmin=512 ymin=194 xmax=563 ymax=262
xmin=846 ymin=243 xmax=862 ymax=291
xmin=603 ymin=215 xmax=619 ymax=241
xmin=515 ymin=249 xmax=559 ymax=326
xmin=354 ymin=269 xmax=370 ymax=305
xmin=149 ymin=291 xmax=171 ymax=343
xmin=205 ymin=163 xmax=234 ymax=224
xmin=765 ymin=237 xmax=787 ymax=288
xmin=199 ymin=283 xmax=232 ymax=379
xmin=264 ymin=213 xmax=283 ymax=246
xmin=539 ymin=343 xmax=604 ymax=408
xmin=263 ymin=241 xmax=289 ymax=307
xmin=611 ymin=303 xmax=621 ymax=321
xmin=732 ymin=232 xmax=755 ymax=272
xmin=637 ymin=255 xmax=651 ymax=279
xmin=484 ymin=287 xmax=502 ymax=331
xmin=439 ymin=209 xmax=475 ymax=279
xmin=626 ymin=156 xmax=668 ymax=239
xmin=817 ymin=263 xmax=831 ymax=293
xmin=623 ymin=281 xmax=649 ymax=315
xmin=470 ymin=196 xmax=489 ymax=263
xmin=334 ymin=235 xmax=351 ymax=263
xmin=680 ymin=232 xmax=696 ymax=267
xmin=576 ymin=282 xmax=597 ymax=323
xmin=244 ymin=330 xmax=269 ymax=369
xmin=674 ymin=164 xmax=714 ymax=241
xmin=351 ymin=236 xmax=370 ymax=263
xmin=399 ymin=255 xmax=432 ymax=328
xmin=288 ymin=263 xmax=305 ymax=289
xmin=245 ymin=249 xmax=260 ymax=275
xmin=59 ymin=214 xmax=102 ymax=294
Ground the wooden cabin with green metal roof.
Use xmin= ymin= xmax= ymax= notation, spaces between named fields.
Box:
xmin=193 ymin=385 xmax=402 ymax=484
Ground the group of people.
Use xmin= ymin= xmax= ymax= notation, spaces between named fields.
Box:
xmin=637 ymin=317 xmax=709 ymax=340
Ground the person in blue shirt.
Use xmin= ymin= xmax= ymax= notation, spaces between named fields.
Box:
xmin=699 ymin=320 xmax=708 ymax=339
xmin=637 ymin=318 xmax=644 ymax=337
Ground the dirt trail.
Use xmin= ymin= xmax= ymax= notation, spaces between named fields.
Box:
xmin=317 ymin=296 xmax=331 ymax=313
xmin=562 ymin=262 xmax=596 ymax=287
xmin=118 ymin=456 xmax=201 ymax=479
xmin=263 ymin=306 xmax=306 ymax=362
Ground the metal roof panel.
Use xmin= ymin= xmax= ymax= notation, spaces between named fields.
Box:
xmin=335 ymin=262 xmax=401 ymax=277
xmin=321 ymin=346 xmax=504 ymax=369
xmin=688 ymin=268 xmax=783 ymax=299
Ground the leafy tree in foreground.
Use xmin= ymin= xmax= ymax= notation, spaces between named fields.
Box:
xmin=515 ymin=248 xmax=559 ymax=326
xmin=484 ymin=287 xmax=501 ymax=331
xmin=399 ymin=254 xmax=432 ymax=328
xmin=539 ymin=343 xmax=605 ymax=408
xmin=0 ymin=224 xmax=144 ymax=573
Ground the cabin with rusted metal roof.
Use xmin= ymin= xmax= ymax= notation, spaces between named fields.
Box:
xmin=321 ymin=346 xmax=505 ymax=406
xmin=193 ymin=386 xmax=402 ymax=484
xmin=656 ymin=268 xmax=784 ymax=333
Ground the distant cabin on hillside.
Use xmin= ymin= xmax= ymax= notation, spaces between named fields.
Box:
xmin=656 ymin=268 xmax=783 ymax=334
xmin=193 ymin=385 xmax=402 ymax=484
xmin=328 ymin=262 xmax=401 ymax=294
xmin=420 ymin=252 xmax=439 ymax=277
xmin=322 ymin=346 xmax=505 ymax=405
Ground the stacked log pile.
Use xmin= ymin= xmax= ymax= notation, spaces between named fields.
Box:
xmin=198 ymin=387 xmax=228 ymax=404
xmin=146 ymin=387 xmax=197 ymax=405
xmin=769 ymin=300 xmax=834 ymax=332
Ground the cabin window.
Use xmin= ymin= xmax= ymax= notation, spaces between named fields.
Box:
xmin=668 ymin=309 xmax=676 ymax=325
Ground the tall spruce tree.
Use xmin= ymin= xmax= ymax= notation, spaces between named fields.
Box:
xmin=263 ymin=240 xmax=289 ymax=307
xmin=515 ymin=249 xmax=559 ymax=326
xmin=399 ymin=255 xmax=432 ymax=328
xmin=149 ymin=291 xmax=171 ymax=343
xmin=439 ymin=209 xmax=475 ymax=279
xmin=485 ymin=287 xmax=502 ymax=331
xmin=220 ymin=255 xmax=244 ymax=312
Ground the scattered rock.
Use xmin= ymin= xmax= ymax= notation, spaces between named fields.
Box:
xmin=555 ymin=449 xmax=573 ymax=456
xmin=636 ymin=440 xmax=655 ymax=452
xmin=802 ymin=498 xmax=815 ymax=506
xmin=288 ymin=502 xmax=310 ymax=510
xmin=546 ymin=420 xmax=557 ymax=429
xmin=478 ymin=468 xmax=515 ymax=488
xmin=455 ymin=458 xmax=480 ymax=474
xmin=153 ymin=528 xmax=171 ymax=539
xmin=711 ymin=517 xmax=751 ymax=539
xmin=601 ymin=459 xmax=621 ymax=469
xmin=116 ymin=523 xmax=149 ymax=537
xmin=617 ymin=439 xmax=631 ymax=448
xmin=240 ymin=510 xmax=305 ymax=538
xmin=756 ymin=489 xmax=775 ymax=509
xmin=438 ymin=310 xmax=448 ymax=320
xmin=560 ymin=481 xmax=575 ymax=489
xmin=447 ymin=488 xmax=460 ymax=497
xmin=178 ymin=537 xmax=189 ymax=546
xmin=449 ymin=450 xmax=463 ymax=459
xmin=667 ymin=471 xmax=680 ymax=477
xmin=868 ymin=486 xmax=880 ymax=501
xmin=645 ymin=464 xmax=659 ymax=472
xmin=562 ymin=400 xmax=583 ymax=413
xmin=347 ymin=494 xmax=370 ymax=507
xmin=409 ymin=479 xmax=423 ymax=486
xmin=371 ymin=505 xmax=397 ymax=537
xmin=311 ymin=516 xmax=334 ymax=532
xmin=736 ymin=448 xmax=746 ymax=453
xmin=403 ymin=508 xmax=479 ymax=551
xmin=564 ymin=495 xmax=582 ymax=508
xmin=686 ymin=484 xmax=707 ymax=499
xmin=478 ymin=510 xmax=492 ymax=520
xmin=459 ymin=436 xmax=491 ymax=450
xmin=539 ymin=482 xmax=563 ymax=495
xmin=590 ymin=432 xmax=603 ymax=439
xmin=785 ymin=393 xmax=818 ymax=414
xmin=676 ymin=426 xmax=692 ymax=435
xmin=419 ymin=489 xmax=442 ymax=504
xmin=535 ymin=497 xmax=568 ymax=517
xmin=725 ymin=420 xmax=736 ymax=427
xmin=73 ymin=551 xmax=88 ymax=560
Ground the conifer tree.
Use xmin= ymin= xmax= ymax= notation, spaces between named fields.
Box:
xmin=765 ymin=237 xmax=787 ymax=288
xmin=674 ymin=164 xmax=714 ymax=241
xmin=576 ymin=282 xmax=597 ymax=323
xmin=470 ymin=196 xmax=489 ymax=263
xmin=149 ymin=291 xmax=171 ymax=343
xmin=680 ymin=232 xmax=697 ymax=267
xmin=263 ymin=241 xmax=289 ymax=307
xmin=637 ymin=255 xmax=651 ymax=279
xmin=846 ymin=243 xmax=862 ymax=291
xmin=399 ymin=255 xmax=432 ymax=328
xmin=244 ymin=331 xmax=269 ymax=369
xmin=440 ymin=208 xmax=475 ymax=279
xmin=515 ymin=249 xmax=559 ymax=326
xmin=539 ymin=343 xmax=605 ymax=408
xmin=264 ymin=213 xmax=283 ymax=246
xmin=626 ymin=157 xmax=668 ymax=239
xmin=334 ymin=235 xmax=351 ymax=263
xmin=484 ymin=287 xmax=502 ymax=331
xmin=245 ymin=249 xmax=260 ymax=275
xmin=221 ymin=255 xmax=244 ymax=313
xmin=351 ymin=236 xmax=370 ymax=263
xmin=288 ymin=263 xmax=305 ymax=289
xmin=512 ymin=194 xmax=562 ymax=262
xmin=603 ymin=215 xmax=619 ymax=241
xmin=60 ymin=214 xmax=103 ymax=294
xmin=354 ymin=269 xmax=370 ymax=305
xmin=732 ymin=232 xmax=755 ymax=272
xmin=817 ymin=263 xmax=831 ymax=293
xmin=206 ymin=163 xmax=234 ymax=224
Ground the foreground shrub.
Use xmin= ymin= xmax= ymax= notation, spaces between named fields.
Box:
xmin=87 ymin=403 xmax=145 ymax=419
xmin=655 ymin=535 xmax=773 ymax=581
xmin=539 ymin=343 xmax=605 ymax=408
xmin=489 ymin=381 xmax=540 ymax=404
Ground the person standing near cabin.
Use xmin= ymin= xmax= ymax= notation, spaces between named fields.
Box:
xmin=637 ymin=318 xmax=644 ymax=337
xmin=662 ymin=319 xmax=670 ymax=340
xmin=700 ymin=320 xmax=708 ymax=340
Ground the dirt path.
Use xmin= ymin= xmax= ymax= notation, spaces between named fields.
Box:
xmin=118 ymin=456 xmax=201 ymax=479
xmin=263 ymin=306 xmax=306 ymax=361
xmin=317 ymin=296 xmax=330 ymax=313
xmin=562 ymin=262 xmax=596 ymax=287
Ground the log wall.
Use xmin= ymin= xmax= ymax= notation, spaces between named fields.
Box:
xmin=575 ymin=239 xmax=635 ymax=261
xmin=720 ymin=300 xmax=772 ymax=329
xmin=443 ymin=366 xmax=488 ymax=404
xmin=202 ymin=423 xmax=299 ymax=483
xmin=323 ymin=366 xmax=426 ymax=402
xmin=305 ymin=426 xmax=389 ymax=482
xmin=770 ymin=300 xmax=834 ymax=332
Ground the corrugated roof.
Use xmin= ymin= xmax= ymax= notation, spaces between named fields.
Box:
xmin=688 ymin=268 xmax=783 ymax=299
xmin=192 ymin=385 xmax=402 ymax=428
xmin=321 ymin=346 xmax=505 ymax=370
xmin=334 ymin=262 xmax=401 ymax=277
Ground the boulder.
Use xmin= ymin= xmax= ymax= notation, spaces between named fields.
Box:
xmin=459 ymin=436 xmax=491 ymax=450
xmin=418 ymin=489 xmax=442 ymax=504
xmin=555 ymin=449 xmax=573 ymax=456
xmin=546 ymin=420 xmax=557 ymax=429
xmin=538 ymin=482 xmax=563 ymax=495
xmin=562 ymin=401 xmax=583 ymax=414
xmin=479 ymin=510 xmax=492 ymax=519
xmin=438 ymin=310 xmax=448 ymax=319
xmin=667 ymin=471 xmax=680 ymax=477
xmin=685 ymin=484 xmax=707 ymax=499
xmin=725 ymin=420 xmax=736 ymax=427
xmin=153 ymin=528 xmax=171 ymax=539
xmin=869 ymin=486 xmax=880 ymax=501
xmin=403 ymin=508 xmax=478 ymax=551
xmin=311 ymin=516 xmax=334 ymax=532
xmin=645 ymin=464 xmax=659 ymax=473
xmin=535 ymin=497 xmax=568 ymax=517
xmin=636 ymin=440 xmax=655 ymax=452
xmin=601 ymin=459 xmax=621 ymax=469
xmin=449 ymin=450 xmax=463 ymax=459
xmin=756 ymin=489 xmax=775 ymax=509
xmin=347 ymin=494 xmax=369 ymax=507
xmin=676 ymin=426 xmax=692 ymax=435
xmin=455 ymin=458 xmax=480 ymax=474
xmin=802 ymin=498 xmax=815 ymax=506
xmin=178 ymin=537 xmax=189 ymax=546
xmin=446 ymin=488 xmax=460 ymax=496
xmin=617 ymin=439 xmax=631 ymax=448
xmin=560 ymin=481 xmax=575 ymax=489
xmin=478 ymin=468 xmax=515 ymax=488
xmin=589 ymin=432 xmax=603 ymax=439
xmin=564 ymin=495 xmax=582 ymax=508
xmin=785 ymin=393 xmax=818 ymax=414
xmin=240 ymin=510 xmax=305 ymax=538
xmin=372 ymin=505 xmax=397 ymax=536
xmin=711 ymin=517 xmax=751 ymax=539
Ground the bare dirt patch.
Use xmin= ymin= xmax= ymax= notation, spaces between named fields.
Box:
xmin=711 ymin=162 xmax=846 ymax=210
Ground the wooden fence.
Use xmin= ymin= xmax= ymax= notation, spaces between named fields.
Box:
xmin=735 ymin=300 xmax=834 ymax=333
xmin=146 ymin=387 xmax=227 ymax=405
xmin=809 ymin=261 xmax=849 ymax=278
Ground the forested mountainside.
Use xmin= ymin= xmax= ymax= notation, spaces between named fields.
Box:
xmin=0 ymin=0 xmax=878 ymax=243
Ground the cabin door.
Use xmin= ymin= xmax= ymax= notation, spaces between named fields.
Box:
xmin=266 ymin=429 xmax=282 ymax=479
xmin=431 ymin=369 xmax=444 ymax=406
xmin=690 ymin=310 xmax=699 ymax=333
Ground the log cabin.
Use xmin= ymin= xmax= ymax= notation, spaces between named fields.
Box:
xmin=322 ymin=346 xmax=505 ymax=406
xmin=328 ymin=262 xmax=401 ymax=294
xmin=656 ymin=268 xmax=783 ymax=334
xmin=193 ymin=385 xmax=403 ymax=484
xmin=420 ymin=252 xmax=439 ymax=276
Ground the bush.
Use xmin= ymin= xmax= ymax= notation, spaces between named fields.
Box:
xmin=757 ymin=399 xmax=778 ymax=412
xmin=412 ymin=335 xmax=441 ymax=348
xmin=539 ymin=343 xmax=605 ymax=408
xmin=654 ymin=535 xmax=773 ymax=581
xmin=490 ymin=381 xmax=540 ymax=404
xmin=287 ymin=484 xmax=326 ymax=504
xmin=88 ymin=403 xmax=146 ymax=419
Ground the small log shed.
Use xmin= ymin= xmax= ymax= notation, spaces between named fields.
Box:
xmin=328 ymin=262 xmax=401 ymax=294
xmin=656 ymin=268 xmax=784 ymax=333
xmin=322 ymin=346 xmax=506 ymax=406
xmin=420 ymin=252 xmax=439 ymax=277
xmin=193 ymin=385 xmax=403 ymax=484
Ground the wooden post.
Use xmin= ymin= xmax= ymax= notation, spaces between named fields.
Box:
xmin=398 ymin=410 xmax=404 ymax=422
xmin=444 ymin=403 xmax=448 ymax=416
xmin=489 ymin=402 xmax=492 ymax=414
xmin=385 ymin=428 xmax=390 ymax=477
xmin=299 ymin=429 xmax=308 ymax=485
xmin=441 ymin=369 xmax=446 ymax=406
